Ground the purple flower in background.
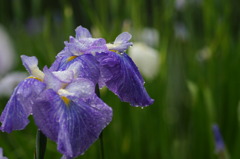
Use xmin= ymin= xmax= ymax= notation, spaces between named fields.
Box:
xmin=0 ymin=55 xmax=112 ymax=158
xmin=57 ymin=26 xmax=154 ymax=107
xmin=212 ymin=124 xmax=225 ymax=153
xmin=0 ymin=147 xmax=8 ymax=159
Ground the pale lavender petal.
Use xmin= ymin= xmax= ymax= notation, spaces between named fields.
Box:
xmin=20 ymin=55 xmax=44 ymax=79
xmin=57 ymin=49 xmax=72 ymax=58
xmin=75 ymin=26 xmax=92 ymax=39
xmin=65 ymin=38 xmax=107 ymax=55
xmin=64 ymin=78 xmax=95 ymax=98
xmin=57 ymin=26 xmax=107 ymax=57
xmin=43 ymin=67 xmax=72 ymax=92
xmin=0 ymin=78 xmax=46 ymax=133
xmin=114 ymin=32 xmax=132 ymax=43
xmin=20 ymin=55 xmax=38 ymax=74
xmin=52 ymin=70 xmax=74 ymax=83
xmin=96 ymin=52 xmax=154 ymax=106
xmin=107 ymin=32 xmax=133 ymax=52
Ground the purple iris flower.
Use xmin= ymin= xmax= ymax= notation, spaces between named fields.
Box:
xmin=0 ymin=55 xmax=112 ymax=158
xmin=57 ymin=26 xmax=154 ymax=107
xmin=212 ymin=124 xmax=225 ymax=153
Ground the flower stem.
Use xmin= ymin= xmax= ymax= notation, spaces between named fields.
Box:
xmin=35 ymin=129 xmax=47 ymax=159
xmin=95 ymin=84 xmax=105 ymax=159
xmin=99 ymin=132 xmax=105 ymax=159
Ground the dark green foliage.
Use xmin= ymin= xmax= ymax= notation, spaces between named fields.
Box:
xmin=0 ymin=0 xmax=239 ymax=158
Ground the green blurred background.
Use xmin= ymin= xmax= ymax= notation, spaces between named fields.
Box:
xmin=0 ymin=0 xmax=240 ymax=158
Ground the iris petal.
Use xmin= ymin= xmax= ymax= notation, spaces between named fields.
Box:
xmin=53 ymin=54 xmax=100 ymax=85
xmin=114 ymin=32 xmax=132 ymax=43
xmin=64 ymin=78 xmax=95 ymax=98
xmin=21 ymin=55 xmax=38 ymax=74
xmin=32 ymin=89 xmax=62 ymax=141
xmin=0 ymin=78 xmax=46 ymax=133
xmin=75 ymin=26 xmax=92 ymax=39
xmin=106 ymin=32 xmax=133 ymax=52
xmin=97 ymin=52 xmax=154 ymax=106
xmin=21 ymin=55 xmax=44 ymax=80
xmin=32 ymin=89 xmax=112 ymax=157
xmin=43 ymin=67 xmax=73 ymax=92
xmin=57 ymin=95 xmax=112 ymax=157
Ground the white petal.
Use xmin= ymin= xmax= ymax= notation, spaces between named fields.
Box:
xmin=129 ymin=42 xmax=160 ymax=80
xmin=0 ymin=72 xmax=27 ymax=96
xmin=0 ymin=25 xmax=15 ymax=75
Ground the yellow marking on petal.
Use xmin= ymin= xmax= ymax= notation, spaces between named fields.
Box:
xmin=109 ymin=49 xmax=117 ymax=52
xmin=27 ymin=76 xmax=43 ymax=82
xmin=67 ymin=56 xmax=78 ymax=62
xmin=61 ymin=96 xmax=70 ymax=105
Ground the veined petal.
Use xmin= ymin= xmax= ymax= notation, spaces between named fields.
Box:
xmin=96 ymin=52 xmax=154 ymax=107
xmin=57 ymin=49 xmax=73 ymax=59
xmin=63 ymin=78 xmax=95 ymax=98
xmin=66 ymin=38 xmax=107 ymax=55
xmin=57 ymin=95 xmax=112 ymax=157
xmin=49 ymin=56 xmax=65 ymax=71
xmin=54 ymin=54 xmax=100 ymax=84
xmin=57 ymin=26 xmax=107 ymax=57
xmin=21 ymin=55 xmax=44 ymax=80
xmin=32 ymin=89 xmax=62 ymax=142
xmin=43 ymin=67 xmax=73 ymax=92
xmin=75 ymin=54 xmax=100 ymax=84
xmin=0 ymin=78 xmax=46 ymax=133
xmin=52 ymin=70 xmax=74 ymax=83
xmin=75 ymin=26 xmax=92 ymax=39
xmin=32 ymin=89 xmax=112 ymax=157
